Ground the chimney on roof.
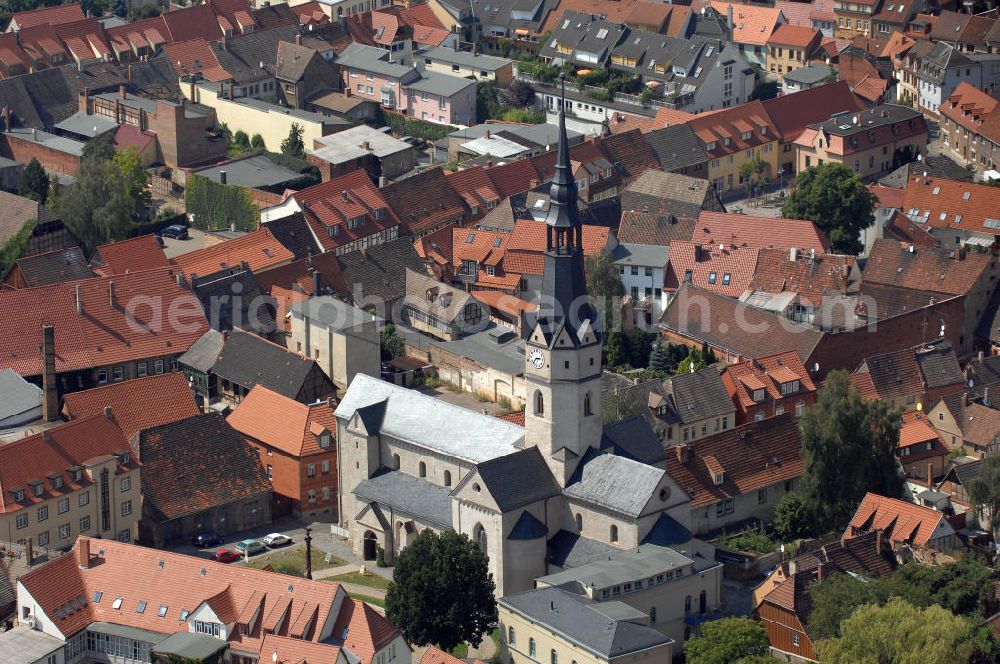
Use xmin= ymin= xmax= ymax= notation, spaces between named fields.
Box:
xmin=296 ymin=34 xmax=303 ymax=46
xmin=675 ymin=444 xmax=689 ymax=464
xmin=128 ymin=64 xmax=132 ymax=82
xmin=75 ymin=284 xmax=82 ymax=315
xmin=78 ymin=537 xmax=90 ymax=569
xmin=790 ymin=247 xmax=798 ymax=262
xmin=876 ymin=528 xmax=882 ymax=554
xmin=104 ymin=405 xmax=113 ymax=420
xmin=119 ymin=84 xmax=126 ymax=100
xmin=927 ymin=462 xmax=933 ymax=487
xmin=485 ymin=129 xmax=491 ymax=139
xmin=344 ymin=87 xmax=351 ymax=98
xmin=220 ymin=170 xmax=227 ymax=185
xmin=817 ymin=561 xmax=826 ymax=581
xmin=341 ymin=190 xmax=349 ymax=202
xmin=222 ymin=329 xmax=229 ymax=342
xmin=313 ymin=270 xmax=322 ymax=296
xmin=727 ymin=4 xmax=734 ymax=28
xmin=41 ymin=324 xmax=58 ymax=423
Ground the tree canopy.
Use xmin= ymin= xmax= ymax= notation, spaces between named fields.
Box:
xmin=817 ymin=597 xmax=989 ymax=664
xmin=968 ymin=454 xmax=1000 ymax=539
xmin=281 ymin=123 xmax=306 ymax=159
xmin=772 ymin=492 xmax=812 ymax=542
xmin=17 ymin=158 xmax=49 ymax=204
xmin=797 ymin=370 xmax=903 ymax=531
xmin=781 ymin=163 xmax=877 ymax=254
xmin=385 ymin=529 xmax=496 ymax=651
xmin=380 ymin=323 xmax=405 ymax=362
xmin=684 ymin=616 xmax=769 ymax=664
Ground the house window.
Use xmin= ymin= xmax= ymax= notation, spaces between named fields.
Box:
xmin=79 ymin=492 xmax=89 ymax=507
xmin=307 ymin=464 xmax=316 ymax=478
xmin=708 ymin=272 xmax=717 ymax=284
xmin=120 ymin=477 xmax=131 ymax=492
xmin=529 ymin=639 xmax=536 ymax=657
xmin=610 ymin=525 xmax=619 ymax=542
xmin=59 ymin=523 xmax=70 ymax=539
xmin=154 ymin=360 xmax=164 ymax=374
xmin=584 ymin=392 xmax=592 ymax=416
xmin=121 ymin=500 xmax=132 ymax=517
xmin=38 ymin=531 xmax=48 ymax=546
xmin=486 ymin=265 xmax=495 ymax=277
xmin=37 ymin=505 xmax=48 ymax=522
xmin=321 ymin=459 xmax=330 ymax=474
xmin=792 ymin=632 xmax=800 ymax=647
xmin=15 ymin=514 xmax=27 ymax=529
xmin=758 ymin=488 xmax=768 ymax=504
xmin=444 ymin=470 xmax=452 ymax=487
xmin=419 ymin=462 xmax=427 ymax=478
xmin=97 ymin=370 xmax=108 ymax=384
xmin=113 ymin=367 xmax=124 ymax=382
xmin=508 ymin=627 xmax=515 ymax=645
xmin=551 ymin=650 xmax=558 ymax=664
xmin=58 ymin=497 xmax=69 ymax=514
xmin=137 ymin=362 xmax=147 ymax=377
xmin=534 ymin=390 xmax=544 ymax=415
xmin=308 ymin=490 xmax=316 ymax=503
xmin=80 ymin=516 xmax=90 ymax=532
xmin=796 ymin=401 xmax=805 ymax=417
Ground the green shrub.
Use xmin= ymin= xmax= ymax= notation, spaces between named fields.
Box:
xmin=721 ymin=525 xmax=777 ymax=554
xmin=382 ymin=112 xmax=456 ymax=141
xmin=184 ymin=174 xmax=259 ymax=231
xmin=376 ymin=545 xmax=386 ymax=568
xmin=0 ymin=219 xmax=35 ymax=276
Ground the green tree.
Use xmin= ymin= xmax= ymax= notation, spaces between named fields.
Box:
xmin=112 ymin=147 xmax=151 ymax=211
xmin=54 ymin=154 xmax=144 ymax=253
xmin=585 ymin=249 xmax=624 ymax=332
xmin=817 ymin=597 xmax=985 ymax=664
xmin=648 ymin=342 xmax=671 ymax=375
xmin=968 ymin=454 xmax=1000 ymax=540
xmin=380 ymin=323 xmax=405 ymax=362
xmin=385 ymin=529 xmax=496 ymax=651
xmin=233 ymin=130 xmax=251 ymax=153
xmin=701 ymin=341 xmax=718 ymax=365
xmin=739 ymin=155 xmax=766 ymax=200
xmin=781 ymin=163 xmax=877 ymax=255
xmin=807 ymin=572 xmax=883 ymax=641
xmin=878 ymin=560 xmax=996 ymax=619
xmin=798 ymin=370 xmax=903 ymax=530
xmin=17 ymin=157 xmax=49 ymax=204
xmin=773 ymin=492 xmax=813 ymax=541
xmin=251 ymin=133 xmax=266 ymax=151
xmin=82 ymin=132 xmax=116 ymax=162
xmin=602 ymin=380 xmax=642 ymax=423
xmin=685 ymin=616 xmax=769 ymax=664
xmin=281 ymin=123 xmax=306 ymax=159
xmin=603 ymin=329 xmax=631 ymax=369
xmin=675 ymin=346 xmax=705 ymax=375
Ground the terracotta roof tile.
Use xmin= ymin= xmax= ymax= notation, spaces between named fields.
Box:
xmin=618 ymin=211 xmax=696 ymax=246
xmin=844 ymin=492 xmax=949 ymax=548
xmin=62 ymin=373 xmax=200 ymax=441
xmin=227 ymin=384 xmax=335 ymax=457
xmin=665 ymin=241 xmax=759 ymax=296
xmin=10 ymin=4 xmax=85 ymax=29
xmin=333 ymin=598 xmax=403 ymax=664
xmin=724 ymin=350 xmax=817 ymax=409
xmin=0 ymin=415 xmax=132 ymax=514
xmin=91 ymin=235 xmax=169 ymax=277
xmin=768 ymin=23 xmax=820 ymax=48
xmin=171 ymin=228 xmax=295 ymax=277
xmin=863 ymin=238 xmax=993 ymax=297
xmin=747 ymin=248 xmax=854 ymax=307
xmin=292 ymin=170 xmax=400 ymax=252
xmin=664 ymin=414 xmax=803 ymax=509
xmin=883 ymin=210 xmax=939 ymax=248
xmin=694 ymin=211 xmax=830 ymax=253
xmin=540 ymin=0 xmax=648 ymax=33
xmin=711 ymin=2 xmax=783 ymax=45
xmin=380 ymin=168 xmax=466 ymax=236
xmin=869 ymin=184 xmax=904 ymax=209
xmin=941 ymin=82 xmax=1000 ymax=147
xmin=847 ymin=371 xmax=878 ymax=401
xmin=507 ymin=219 xmax=609 ymax=254
xmin=900 ymin=175 xmax=1000 ymax=235
xmin=0 ymin=268 xmax=208 ymax=377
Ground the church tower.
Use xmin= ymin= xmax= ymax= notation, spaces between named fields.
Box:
xmin=524 ymin=77 xmax=604 ymax=488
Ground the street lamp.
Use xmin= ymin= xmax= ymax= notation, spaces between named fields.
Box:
xmin=778 ymin=166 xmax=784 ymax=193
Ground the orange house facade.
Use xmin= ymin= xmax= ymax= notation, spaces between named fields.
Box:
xmin=227 ymin=385 xmax=339 ymax=521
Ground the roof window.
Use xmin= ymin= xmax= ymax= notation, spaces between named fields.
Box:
xmin=93 ymin=591 xmax=103 ymax=603
xmin=136 ymin=601 xmax=146 ymax=614
xmin=112 ymin=597 xmax=123 ymax=610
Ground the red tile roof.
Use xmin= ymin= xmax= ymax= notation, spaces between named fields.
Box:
xmin=10 ymin=4 xmax=85 ymax=30
xmin=711 ymin=1 xmax=783 ymax=45
xmin=18 ymin=536 xmax=397 ymax=664
xmin=688 ymin=101 xmax=775 ymax=158
xmin=747 ymin=248 xmax=854 ymax=307
xmin=540 ymin=0 xmax=648 ymax=33
xmin=768 ymin=23 xmax=820 ymax=48
xmin=162 ymin=38 xmax=231 ymax=80
xmin=898 ymin=410 xmax=941 ymax=448
xmin=61 ymin=373 xmax=200 ymax=442
xmin=664 ymin=414 xmax=803 ymax=509
xmin=333 ymin=597 xmax=403 ymax=664
xmin=92 ymin=235 xmax=169 ymax=277
xmin=694 ymin=211 xmax=830 ymax=253
xmin=0 ymin=415 xmax=132 ymax=514
xmin=271 ymin=285 xmax=309 ymax=334
xmin=227 ymin=384 xmax=336 ymax=457
xmin=869 ymin=184 xmax=905 ymax=209
xmin=941 ymin=82 xmax=1000 ymax=146
xmin=844 ymin=492 xmax=950 ymax=548
xmin=724 ymin=350 xmax=816 ymax=409
xmin=847 ymin=371 xmax=878 ymax=401
xmin=507 ymin=219 xmax=610 ymax=255
xmin=884 ymin=209 xmax=939 ymax=248
xmin=900 ymin=175 xmax=1000 ymax=235
xmin=292 ymin=170 xmax=400 ymax=252
xmin=761 ymin=81 xmax=867 ymax=143
xmin=113 ymin=124 xmax=157 ymax=155
xmin=171 ymin=228 xmax=294 ymax=278
xmin=665 ymin=241 xmax=759 ymax=296
xmin=473 ymin=289 xmax=537 ymax=317
xmin=0 ymin=268 xmax=208 ymax=377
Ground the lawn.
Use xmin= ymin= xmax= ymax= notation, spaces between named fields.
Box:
xmin=243 ymin=545 xmax=346 ymax=576
xmin=349 ymin=592 xmax=385 ymax=608
xmin=327 ymin=571 xmax=391 ymax=590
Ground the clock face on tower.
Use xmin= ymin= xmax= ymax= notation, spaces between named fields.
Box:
xmin=528 ymin=347 xmax=545 ymax=369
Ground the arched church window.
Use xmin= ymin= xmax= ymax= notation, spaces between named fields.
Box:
xmin=534 ymin=390 xmax=544 ymax=416
xmin=419 ymin=462 xmax=426 ymax=478
xmin=444 ymin=470 xmax=452 ymax=487
xmin=584 ymin=392 xmax=592 ymax=416
xmin=610 ymin=525 xmax=619 ymax=542
xmin=473 ymin=523 xmax=487 ymax=556
xmin=575 ymin=513 xmax=582 ymax=531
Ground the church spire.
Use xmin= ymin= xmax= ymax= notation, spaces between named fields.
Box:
xmin=539 ymin=75 xmax=593 ymax=330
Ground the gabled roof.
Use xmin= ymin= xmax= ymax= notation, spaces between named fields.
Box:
xmin=941 ymin=82 xmax=1000 ymax=146
xmin=90 ymin=235 xmax=169 ymax=277
xmin=660 ymin=284 xmax=824 ymax=363
xmin=564 ymin=448 xmax=666 ymax=518
xmin=725 ymin=350 xmax=817 ymax=408
xmin=227 ymin=384 xmax=335 ymax=457
xmin=0 ymin=268 xmax=208 ymax=377
xmin=470 ymin=447 xmax=561 ymax=511
xmin=711 ymin=1 xmax=783 ymax=45
xmin=747 ymin=248 xmax=854 ymax=307
xmin=62 ymin=373 xmax=200 ymax=441
xmin=761 ymin=81 xmax=867 ymax=143
xmin=135 ymin=412 xmax=270 ymax=521
xmin=844 ymin=492 xmax=952 ymax=548
xmin=694 ymin=211 xmax=830 ymax=253
xmin=665 ymin=241 xmax=759 ymax=297
xmin=291 ymin=170 xmax=400 ymax=253
xmin=664 ymin=413 xmax=803 ymax=509
xmin=0 ymin=414 xmax=132 ymax=514
xmin=170 ymin=227 xmax=294 ymax=278
xmin=644 ymin=124 xmax=709 ymax=173
xmin=936 ymin=392 xmax=1000 ymax=451
xmin=337 ymin=236 xmax=426 ymax=305
xmin=617 ymin=210 xmax=695 ymax=247
xmin=863 ymin=238 xmax=993 ymax=297
xmin=10 ymin=246 xmax=92 ymax=287
xmin=665 ymin=366 xmax=736 ymax=424
xmin=332 ymin=598 xmax=403 ymax=664
xmin=768 ymin=23 xmax=820 ymax=48
xmin=205 ymin=328 xmax=332 ymax=401
xmin=856 ymin=339 xmax=962 ymax=400
xmin=899 ymin=174 xmax=1000 ymax=235
xmin=600 ymin=414 xmax=668 ymax=465
xmin=381 ymin=169 xmax=467 ymax=236
xmin=10 ymin=4 xmax=85 ymax=30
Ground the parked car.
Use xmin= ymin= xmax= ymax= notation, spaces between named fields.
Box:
xmin=159 ymin=224 xmax=189 ymax=240
xmin=192 ymin=532 xmax=223 ymax=548
xmin=234 ymin=539 xmax=266 ymax=556
xmin=262 ymin=533 xmax=293 ymax=548
xmin=211 ymin=548 xmax=240 ymax=563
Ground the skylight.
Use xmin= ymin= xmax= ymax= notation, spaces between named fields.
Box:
xmin=493 ymin=237 xmax=501 ymax=247
xmin=112 ymin=597 xmax=123 ymax=610
xmin=596 ymin=28 xmax=609 ymax=39
xmin=932 ymin=186 xmax=940 ymax=195
xmin=93 ymin=591 xmax=103 ymax=603
xmin=963 ymin=191 xmax=971 ymax=200
xmin=136 ymin=601 xmax=146 ymax=614
xmin=466 ymin=233 xmax=475 ymax=243
xmin=158 ymin=605 xmax=168 ymax=618
xmin=180 ymin=610 xmax=190 ymax=622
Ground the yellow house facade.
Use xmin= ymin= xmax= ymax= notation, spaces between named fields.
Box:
xmin=688 ymin=101 xmax=779 ymax=195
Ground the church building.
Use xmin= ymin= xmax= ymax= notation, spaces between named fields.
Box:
xmin=334 ymin=83 xmax=712 ymax=619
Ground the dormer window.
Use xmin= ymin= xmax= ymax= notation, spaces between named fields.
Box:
xmin=752 ymin=388 xmax=765 ymax=402
xmin=319 ymin=432 xmax=331 ymax=448
xmin=120 ymin=452 xmax=131 ymax=465
xmin=50 ymin=475 xmax=63 ymax=490
xmin=714 ymin=473 xmax=724 ymax=485
xmin=11 ymin=488 xmax=23 ymax=502
xmin=741 ymin=131 xmax=751 ymax=140
xmin=31 ymin=481 xmax=43 ymax=497
xmin=780 ymin=380 xmax=800 ymax=395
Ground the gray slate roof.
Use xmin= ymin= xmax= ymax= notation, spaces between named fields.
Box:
xmin=404 ymin=69 xmax=477 ymax=97
xmin=666 ymin=366 xmax=735 ymax=425
xmin=335 ymin=373 xmax=525 ymax=463
xmin=420 ymin=46 xmax=512 ymax=72
xmin=547 ymin=530 xmax=618 ymax=568
xmin=600 ymin=415 xmax=667 ymax=465
xmin=178 ymin=328 xmax=226 ymax=373
xmin=472 ymin=447 xmax=561 ymax=511
xmin=291 ymin=295 xmax=376 ymax=332
xmin=644 ymin=124 xmax=708 ymax=173
xmin=537 ymin=543 xmax=694 ymax=590
xmin=508 ymin=511 xmax=548 ymax=540
xmin=209 ymin=328 xmax=330 ymax=399
xmin=914 ymin=340 xmax=963 ymax=389
xmin=0 ymin=368 xmax=41 ymax=424
xmin=338 ymin=237 xmax=427 ymax=305
xmin=353 ymin=468 xmax=453 ymax=527
xmin=191 ymin=154 xmax=301 ymax=189
xmin=564 ymin=449 xmax=664 ymax=517
xmin=500 ymin=586 xmax=673 ymax=658
xmin=784 ymin=63 xmax=836 ymax=85
xmin=428 ymin=325 xmax=524 ymax=376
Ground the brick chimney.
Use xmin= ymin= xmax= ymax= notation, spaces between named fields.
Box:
xmin=41 ymin=324 xmax=58 ymax=422
xmin=674 ymin=444 xmax=688 ymax=464
xmin=79 ymin=87 xmax=90 ymax=114
xmin=78 ymin=537 xmax=90 ymax=569
xmin=119 ymin=84 xmax=126 ymax=100
xmin=927 ymin=463 xmax=934 ymax=487
xmin=295 ymin=34 xmax=303 ymax=46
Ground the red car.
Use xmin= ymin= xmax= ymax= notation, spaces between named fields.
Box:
xmin=211 ymin=548 xmax=240 ymax=563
